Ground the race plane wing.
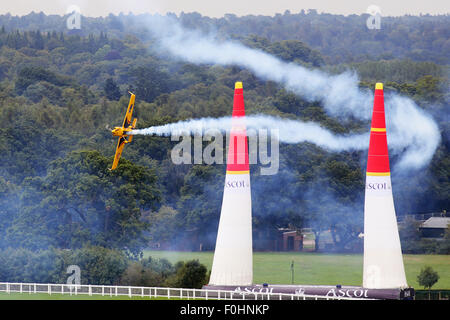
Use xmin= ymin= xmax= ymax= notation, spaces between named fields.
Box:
xmin=109 ymin=92 xmax=137 ymax=170
xmin=122 ymin=92 xmax=136 ymax=128
xmin=110 ymin=137 xmax=127 ymax=170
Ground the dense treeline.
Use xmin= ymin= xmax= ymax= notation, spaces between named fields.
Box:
xmin=0 ymin=11 xmax=449 ymax=64
xmin=0 ymin=12 xmax=448 ymax=284
xmin=0 ymin=246 xmax=208 ymax=288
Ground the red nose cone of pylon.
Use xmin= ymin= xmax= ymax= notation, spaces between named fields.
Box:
xmin=232 ymin=81 xmax=245 ymax=117
xmin=366 ymin=83 xmax=390 ymax=175
xmin=226 ymin=82 xmax=249 ymax=173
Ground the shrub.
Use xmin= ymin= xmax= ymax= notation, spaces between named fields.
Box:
xmin=64 ymin=246 xmax=129 ymax=285
xmin=165 ymin=259 xmax=208 ymax=289
xmin=119 ymin=261 xmax=164 ymax=287
xmin=0 ymin=247 xmax=65 ymax=283
xmin=119 ymin=257 xmax=176 ymax=287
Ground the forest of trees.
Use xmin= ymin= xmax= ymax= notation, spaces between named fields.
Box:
xmin=0 ymin=11 xmax=448 ymax=64
xmin=0 ymin=11 xmax=448 ymax=284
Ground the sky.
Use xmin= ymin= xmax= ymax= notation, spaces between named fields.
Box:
xmin=0 ymin=0 xmax=449 ymax=17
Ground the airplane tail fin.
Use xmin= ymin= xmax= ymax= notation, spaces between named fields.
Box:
xmin=127 ymin=118 xmax=137 ymax=143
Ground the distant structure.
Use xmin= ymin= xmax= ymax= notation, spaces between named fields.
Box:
xmin=208 ymin=81 xmax=253 ymax=286
xmin=419 ymin=217 xmax=450 ymax=239
xmin=276 ymin=228 xmax=304 ymax=251
xmin=363 ymin=83 xmax=408 ymax=289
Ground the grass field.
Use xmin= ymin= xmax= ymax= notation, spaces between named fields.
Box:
xmin=0 ymin=292 xmax=150 ymax=300
xmin=0 ymin=251 xmax=447 ymax=300
xmin=143 ymin=250 xmax=450 ymax=290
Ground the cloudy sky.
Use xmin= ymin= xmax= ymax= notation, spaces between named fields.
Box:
xmin=1 ymin=0 xmax=449 ymax=17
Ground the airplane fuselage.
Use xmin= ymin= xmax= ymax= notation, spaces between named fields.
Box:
xmin=112 ymin=126 xmax=133 ymax=137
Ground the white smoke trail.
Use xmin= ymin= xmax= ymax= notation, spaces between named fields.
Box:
xmin=131 ymin=114 xmax=369 ymax=152
xmin=139 ymin=15 xmax=441 ymax=170
xmin=144 ymin=15 xmax=373 ymax=119
xmin=386 ymin=96 xmax=441 ymax=170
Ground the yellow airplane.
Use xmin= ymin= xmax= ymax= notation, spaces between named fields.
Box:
xmin=110 ymin=92 xmax=137 ymax=170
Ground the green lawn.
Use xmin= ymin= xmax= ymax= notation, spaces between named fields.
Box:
xmin=144 ymin=250 xmax=450 ymax=290
xmin=0 ymin=251 xmax=447 ymax=300
xmin=0 ymin=292 xmax=150 ymax=300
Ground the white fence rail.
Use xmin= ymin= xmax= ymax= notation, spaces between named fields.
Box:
xmin=0 ymin=282 xmax=373 ymax=300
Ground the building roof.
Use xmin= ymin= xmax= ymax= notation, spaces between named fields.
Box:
xmin=420 ymin=217 xmax=450 ymax=229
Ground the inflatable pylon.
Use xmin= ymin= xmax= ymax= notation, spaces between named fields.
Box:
xmin=363 ymin=83 xmax=408 ymax=289
xmin=209 ymin=82 xmax=253 ymax=286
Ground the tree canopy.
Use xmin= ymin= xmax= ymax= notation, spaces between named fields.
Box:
xmin=0 ymin=12 xmax=447 ymax=256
